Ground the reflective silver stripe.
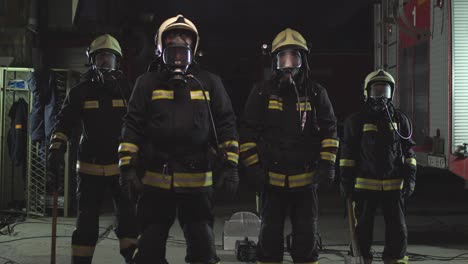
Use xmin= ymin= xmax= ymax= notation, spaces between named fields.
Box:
xmin=405 ymin=158 xmax=417 ymax=166
xmin=268 ymin=172 xmax=286 ymax=187
xmin=83 ymin=100 xmax=99 ymax=109
xmin=190 ymin=90 xmax=210 ymax=100
xmin=363 ymin=124 xmax=378 ymax=132
xmin=389 ymin=122 xmax=398 ymax=130
xmin=173 ymin=172 xmax=213 ymax=188
xmin=243 ymin=154 xmax=259 ymax=166
xmin=382 ymin=179 xmax=404 ymax=191
xmin=112 ymin=99 xmax=126 ymax=107
xmin=119 ymin=156 xmax=131 ymax=167
xmin=288 ymin=172 xmax=315 ymax=188
xmin=240 ymin=142 xmax=256 ymax=152
xmin=152 ymin=90 xmax=174 ymax=100
xmin=339 ymin=159 xmax=356 ymax=167
xmin=227 ymin=152 xmax=239 ymax=164
xmin=219 ymin=140 xmax=239 ymax=149
xmin=268 ymin=100 xmax=283 ymax=110
xmin=118 ymin=143 xmax=139 ymax=153
xmin=321 ymin=139 xmax=340 ymax=148
xmin=142 ymin=171 xmax=172 ymax=189
xmin=76 ymin=161 xmax=119 ymax=176
xmin=320 ymin=152 xmax=336 ymax=162
xmin=296 ymin=102 xmax=312 ymax=111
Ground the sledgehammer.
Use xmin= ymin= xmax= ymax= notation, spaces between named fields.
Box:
xmin=344 ymin=197 xmax=365 ymax=264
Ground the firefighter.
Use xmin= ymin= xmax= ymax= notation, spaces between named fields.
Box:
xmin=339 ymin=69 xmax=417 ymax=264
xmin=240 ymin=28 xmax=339 ymax=264
xmin=118 ymin=14 xmax=239 ymax=264
xmin=47 ymin=34 xmax=138 ymax=264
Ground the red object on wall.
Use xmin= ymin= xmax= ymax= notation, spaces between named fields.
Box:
xmin=399 ymin=0 xmax=431 ymax=48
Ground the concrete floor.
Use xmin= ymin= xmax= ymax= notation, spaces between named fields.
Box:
xmin=1 ymin=170 xmax=468 ymax=264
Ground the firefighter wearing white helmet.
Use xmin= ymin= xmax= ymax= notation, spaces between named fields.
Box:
xmin=119 ymin=14 xmax=238 ymax=264
xmin=47 ymin=34 xmax=137 ymax=264
xmin=340 ymin=69 xmax=416 ymax=263
xmin=239 ymin=28 xmax=338 ymax=264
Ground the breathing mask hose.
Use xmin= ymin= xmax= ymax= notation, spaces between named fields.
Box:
xmin=385 ymin=102 xmax=413 ymax=140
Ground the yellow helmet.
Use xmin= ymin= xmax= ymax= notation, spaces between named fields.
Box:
xmin=363 ymin=69 xmax=396 ymax=101
xmin=88 ymin=34 xmax=122 ymax=58
xmin=155 ymin=14 xmax=199 ymax=56
xmin=271 ymin=28 xmax=308 ymax=54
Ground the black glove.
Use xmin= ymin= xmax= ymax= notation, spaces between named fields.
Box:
xmin=119 ymin=167 xmax=144 ymax=201
xmin=47 ymin=149 xmax=65 ymax=191
xmin=339 ymin=179 xmax=354 ymax=198
xmin=219 ymin=166 xmax=239 ymax=198
xmin=244 ymin=164 xmax=266 ymax=193
xmin=315 ymin=160 xmax=336 ymax=187
xmin=401 ymin=180 xmax=415 ymax=199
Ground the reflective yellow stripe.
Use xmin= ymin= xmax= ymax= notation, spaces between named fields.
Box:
xmin=52 ymin=132 xmax=68 ymax=142
xmin=76 ymin=161 xmax=120 ymax=176
xmin=363 ymin=124 xmax=378 ymax=132
xmin=268 ymin=172 xmax=286 ymax=187
xmin=240 ymin=142 xmax=256 ymax=152
xmin=119 ymin=156 xmax=131 ymax=167
xmin=72 ymin=245 xmax=95 ymax=257
xmin=321 ymin=138 xmax=340 ymax=148
xmin=112 ymin=99 xmax=126 ymax=107
xmin=354 ymin=178 xmax=404 ymax=191
xmin=227 ymin=152 xmax=239 ymax=164
xmin=320 ymin=152 xmax=336 ymax=162
xmin=152 ymin=90 xmax=174 ymax=100
xmin=243 ymin=154 xmax=259 ymax=166
xmin=220 ymin=140 xmax=239 ymax=149
xmin=340 ymin=159 xmax=356 ymax=167
xmin=119 ymin=237 xmax=137 ymax=250
xmin=50 ymin=142 xmax=62 ymax=150
xmin=15 ymin=124 xmax=22 ymax=129
xmin=389 ymin=122 xmax=398 ymax=130
xmin=83 ymin=100 xmax=99 ymax=109
xmin=296 ymin=102 xmax=312 ymax=111
xmin=142 ymin=171 xmax=172 ymax=189
xmin=288 ymin=172 xmax=315 ymax=188
xmin=173 ymin=172 xmax=213 ymax=188
xmin=405 ymin=158 xmax=417 ymax=166
xmin=118 ymin=143 xmax=139 ymax=153
xmin=268 ymin=100 xmax=283 ymax=111
xmin=190 ymin=90 xmax=210 ymax=100
xmin=396 ymin=256 xmax=409 ymax=264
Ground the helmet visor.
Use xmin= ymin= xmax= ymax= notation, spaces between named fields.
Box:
xmin=276 ymin=50 xmax=302 ymax=70
xmin=163 ymin=45 xmax=193 ymax=68
xmin=95 ymin=52 xmax=117 ymax=70
xmin=369 ymin=82 xmax=392 ymax=99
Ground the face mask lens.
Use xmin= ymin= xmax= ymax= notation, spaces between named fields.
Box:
xmin=276 ymin=50 xmax=302 ymax=70
xmin=95 ymin=53 xmax=117 ymax=70
xmin=369 ymin=83 xmax=391 ymax=99
xmin=163 ymin=45 xmax=192 ymax=68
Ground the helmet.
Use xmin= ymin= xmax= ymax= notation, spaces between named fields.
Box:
xmin=363 ymin=69 xmax=395 ymax=101
xmin=87 ymin=34 xmax=122 ymax=61
xmin=271 ymin=28 xmax=308 ymax=54
xmin=155 ymin=14 xmax=199 ymax=56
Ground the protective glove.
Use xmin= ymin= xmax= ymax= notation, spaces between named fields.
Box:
xmin=339 ymin=179 xmax=354 ymax=198
xmin=219 ymin=166 xmax=239 ymax=198
xmin=47 ymin=149 xmax=65 ymax=191
xmin=119 ymin=167 xmax=144 ymax=201
xmin=315 ymin=160 xmax=336 ymax=187
xmin=401 ymin=180 xmax=415 ymax=199
xmin=244 ymin=164 xmax=266 ymax=193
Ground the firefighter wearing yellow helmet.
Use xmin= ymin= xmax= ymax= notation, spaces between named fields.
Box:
xmin=239 ymin=28 xmax=338 ymax=263
xmin=340 ymin=69 xmax=416 ymax=263
xmin=119 ymin=15 xmax=238 ymax=263
xmin=47 ymin=33 xmax=137 ymax=264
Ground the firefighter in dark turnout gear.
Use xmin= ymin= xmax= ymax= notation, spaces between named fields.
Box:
xmin=339 ymin=69 xmax=417 ymax=264
xmin=47 ymin=34 xmax=138 ymax=264
xmin=119 ymin=14 xmax=239 ymax=264
xmin=240 ymin=28 xmax=338 ymax=264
